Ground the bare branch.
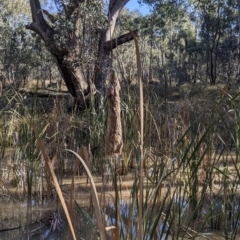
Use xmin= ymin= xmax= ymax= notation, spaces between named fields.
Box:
xmin=42 ymin=9 xmax=56 ymax=24
xmin=104 ymin=29 xmax=138 ymax=51
xmin=29 ymin=0 xmax=49 ymax=32
xmin=26 ymin=22 xmax=46 ymax=40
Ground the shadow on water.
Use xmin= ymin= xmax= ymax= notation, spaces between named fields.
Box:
xmin=0 ymin=195 xmax=62 ymax=240
xmin=0 ymin=194 xmax=97 ymax=240
xmin=1 ymin=179 xmax=240 ymax=239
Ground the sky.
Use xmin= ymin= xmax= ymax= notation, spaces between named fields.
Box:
xmin=47 ymin=0 xmax=150 ymax=16
xmin=125 ymin=0 xmax=150 ymax=15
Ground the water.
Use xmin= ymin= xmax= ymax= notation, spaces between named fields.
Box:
xmin=1 ymin=149 xmax=240 ymax=239
xmin=0 ymin=194 xmax=96 ymax=240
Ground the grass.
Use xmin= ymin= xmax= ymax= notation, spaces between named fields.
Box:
xmin=1 ymin=77 xmax=240 ymax=239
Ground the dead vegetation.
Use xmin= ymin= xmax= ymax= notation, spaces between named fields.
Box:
xmin=0 ymin=76 xmax=240 ymax=239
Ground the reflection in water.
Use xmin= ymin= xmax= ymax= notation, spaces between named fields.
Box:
xmin=0 ymin=193 xmax=97 ymax=240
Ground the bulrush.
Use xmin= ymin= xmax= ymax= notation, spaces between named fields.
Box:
xmin=105 ymin=68 xmax=123 ymax=158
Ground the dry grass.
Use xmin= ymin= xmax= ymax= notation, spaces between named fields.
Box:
xmin=20 ymin=79 xmax=68 ymax=92
xmin=67 ymin=149 xmax=106 ymax=240
xmin=2 ymin=71 xmax=240 ymax=239
xmin=33 ymin=126 xmax=77 ymax=240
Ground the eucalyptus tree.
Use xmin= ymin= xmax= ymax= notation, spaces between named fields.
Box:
xmin=26 ymin=0 xmax=137 ymax=108
xmin=193 ymin=0 xmax=226 ymax=84
xmin=0 ymin=0 xmax=31 ymax=83
xmin=139 ymin=0 xmax=197 ymax=85
xmin=191 ymin=0 xmax=240 ymax=85
xmin=141 ymin=0 xmax=240 ymax=85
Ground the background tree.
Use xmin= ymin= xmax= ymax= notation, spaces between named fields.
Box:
xmin=2 ymin=0 xmax=240 ymax=91
xmin=0 ymin=0 xmax=31 ymax=85
xmin=0 ymin=0 xmax=60 ymax=87
xmin=140 ymin=0 xmax=239 ymax=86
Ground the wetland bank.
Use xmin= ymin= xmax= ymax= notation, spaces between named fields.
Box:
xmin=1 ymin=82 xmax=240 ymax=240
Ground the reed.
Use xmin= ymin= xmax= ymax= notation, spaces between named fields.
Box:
xmin=33 ymin=126 xmax=77 ymax=240
xmin=67 ymin=149 xmax=106 ymax=240
xmin=130 ymin=29 xmax=144 ymax=240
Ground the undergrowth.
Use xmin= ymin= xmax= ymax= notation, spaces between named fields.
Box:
xmin=0 ymin=83 xmax=240 ymax=240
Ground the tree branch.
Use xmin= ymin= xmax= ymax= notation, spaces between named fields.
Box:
xmin=42 ymin=9 xmax=56 ymax=24
xmin=26 ymin=22 xmax=48 ymax=41
xmin=104 ymin=29 xmax=138 ymax=51
xmin=109 ymin=0 xmax=129 ymax=15
xmin=105 ymin=0 xmax=130 ymax=42
xmin=29 ymin=0 xmax=49 ymax=32
xmin=109 ymin=0 xmax=129 ymax=18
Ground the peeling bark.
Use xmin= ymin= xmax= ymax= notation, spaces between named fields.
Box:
xmin=105 ymin=69 xmax=123 ymax=157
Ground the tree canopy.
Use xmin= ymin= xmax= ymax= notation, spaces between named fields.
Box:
xmin=0 ymin=0 xmax=240 ymax=93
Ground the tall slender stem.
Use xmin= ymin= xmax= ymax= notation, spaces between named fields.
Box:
xmin=114 ymin=157 xmax=119 ymax=239
xmin=130 ymin=30 xmax=144 ymax=240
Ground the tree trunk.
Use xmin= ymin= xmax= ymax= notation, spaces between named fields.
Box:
xmin=26 ymin=0 xmax=136 ymax=109
xmin=94 ymin=0 xmax=136 ymax=93
xmin=55 ymin=57 xmax=89 ymax=107
xmin=26 ymin=0 xmax=89 ymax=107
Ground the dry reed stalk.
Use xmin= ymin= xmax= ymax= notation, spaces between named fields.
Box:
xmin=78 ymin=145 xmax=92 ymax=184
xmin=105 ymin=68 xmax=123 ymax=240
xmin=38 ymin=155 xmax=44 ymax=203
xmin=67 ymin=149 xmax=106 ymax=240
xmin=33 ymin=127 xmax=77 ymax=240
xmin=67 ymin=155 xmax=81 ymax=240
xmin=130 ymin=30 xmax=144 ymax=240
xmin=67 ymin=146 xmax=93 ymax=239
xmin=78 ymin=145 xmax=93 ymax=211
